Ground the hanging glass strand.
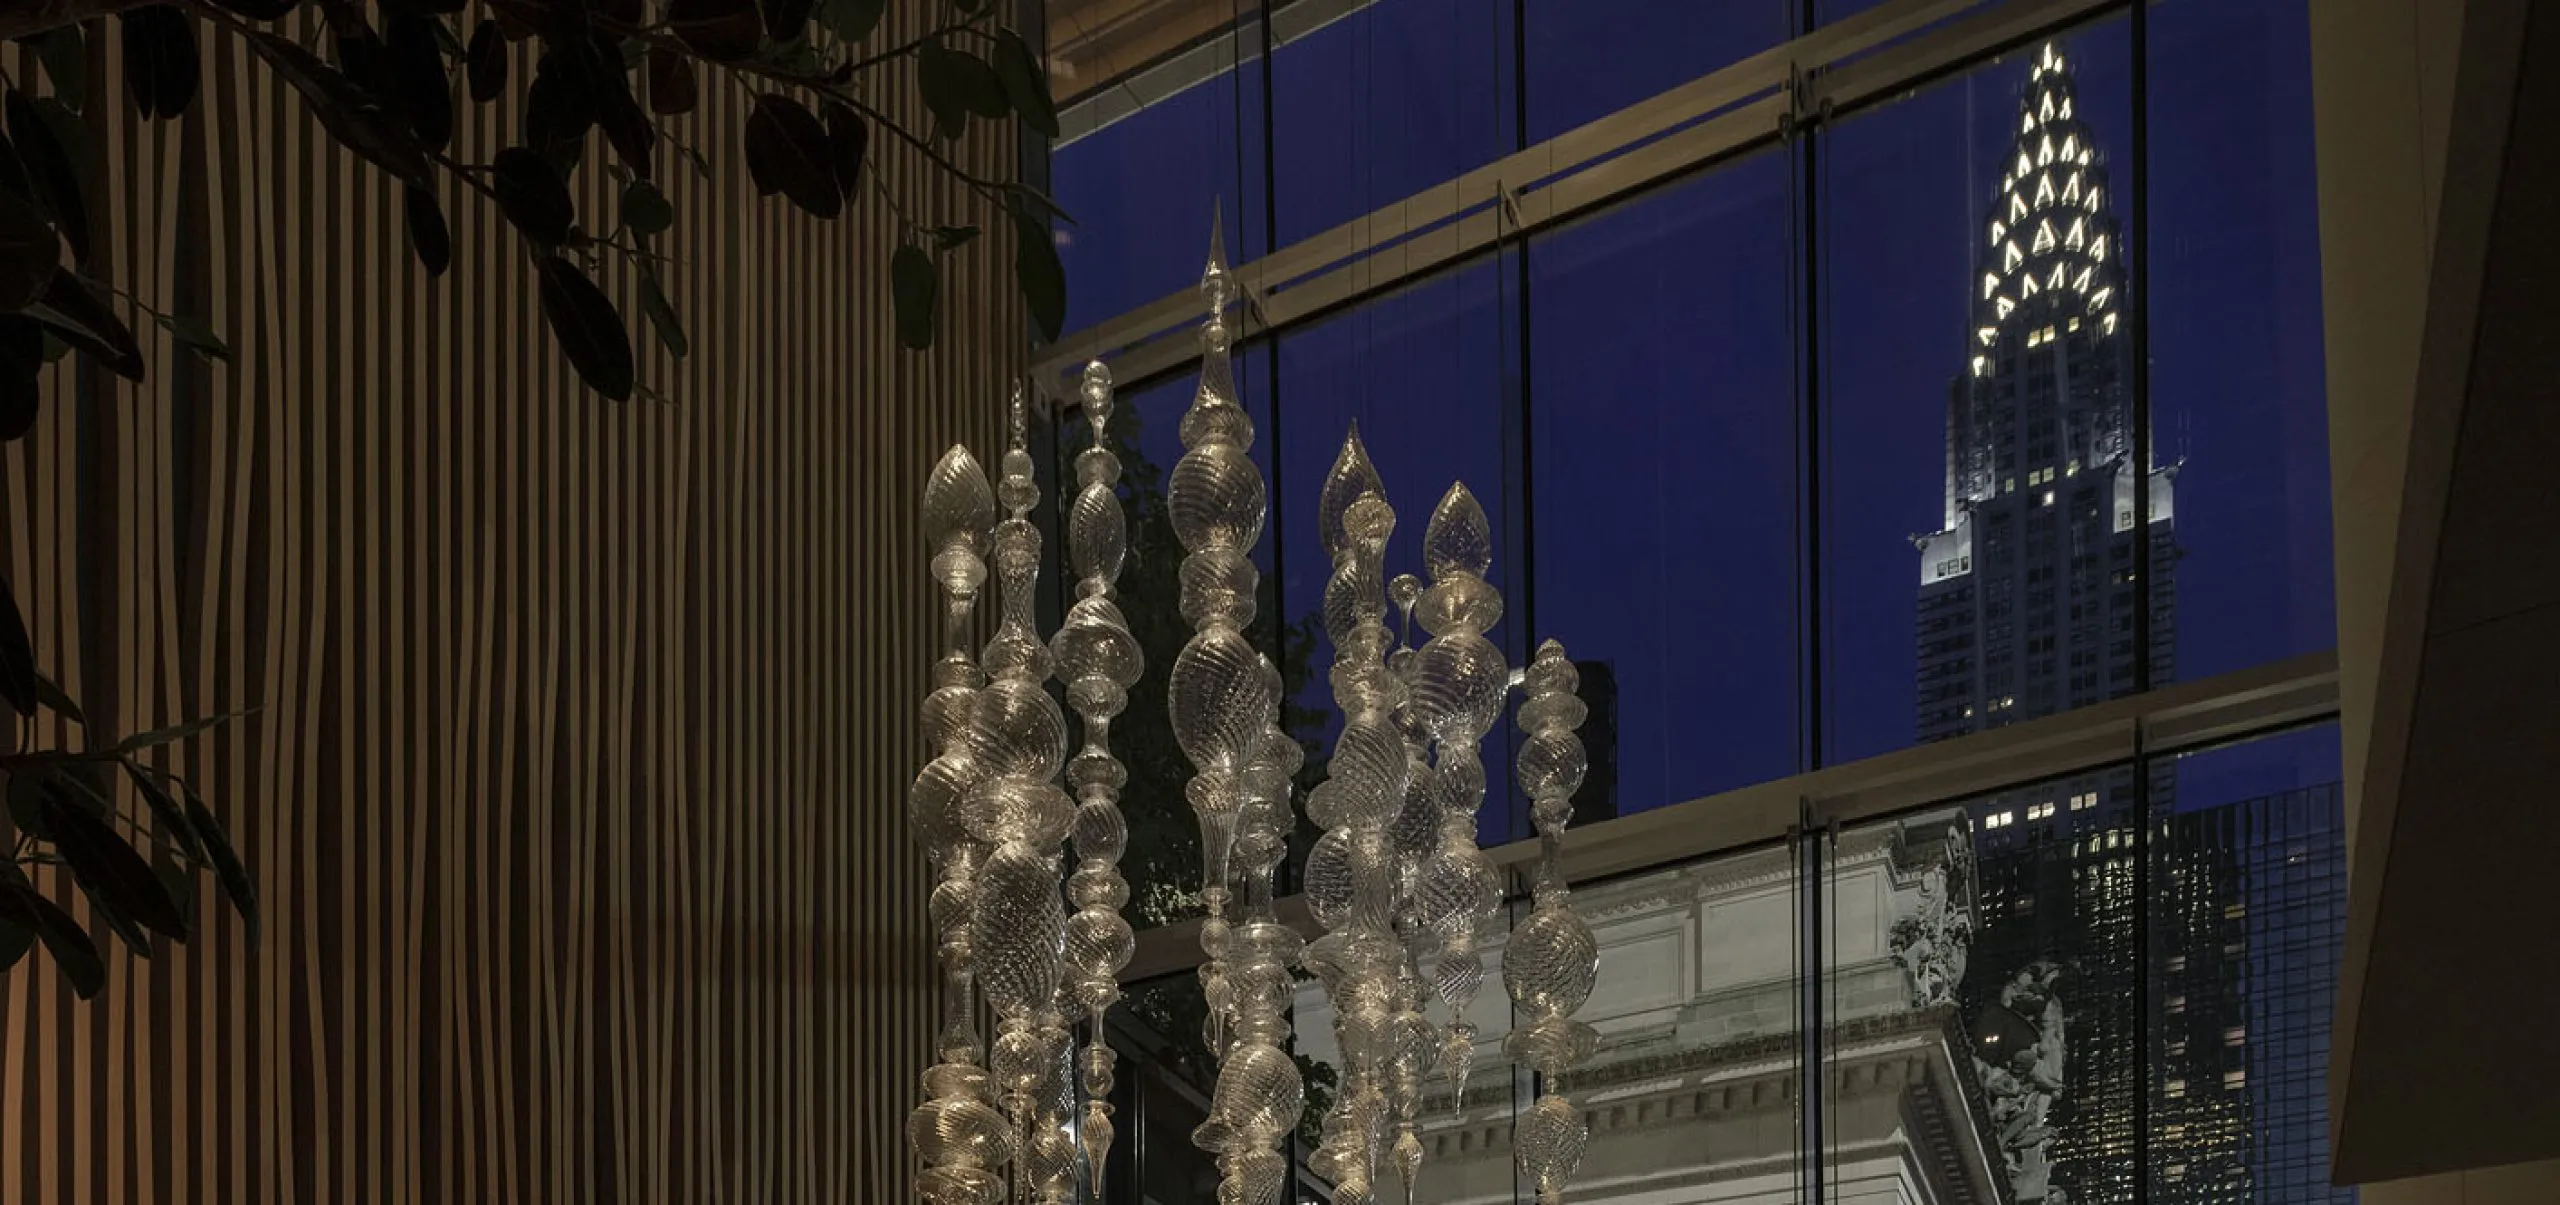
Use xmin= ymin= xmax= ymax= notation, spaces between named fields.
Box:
xmin=1301 ymin=427 xmax=1415 ymax=1205
xmin=909 ymin=447 xmax=1016 ymax=1205
xmin=1407 ymin=485 xmax=1510 ymax=1106
xmin=1503 ymin=640 xmax=1599 ymax=1205
xmin=968 ymin=390 xmax=1078 ymax=1204
xmin=1165 ymin=216 xmax=1298 ymax=1205
xmin=1382 ymin=572 xmax=1441 ymax=1203
xmin=1056 ymin=360 xmax=1144 ymax=1195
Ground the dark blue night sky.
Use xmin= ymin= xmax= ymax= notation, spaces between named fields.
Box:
xmin=1054 ymin=0 xmax=2334 ymax=832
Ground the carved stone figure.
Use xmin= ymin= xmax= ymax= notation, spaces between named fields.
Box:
xmin=1976 ymin=960 xmax=2069 ymax=1204
xmin=1890 ymin=823 xmax=1977 ymax=1008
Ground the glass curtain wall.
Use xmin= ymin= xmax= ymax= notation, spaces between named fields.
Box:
xmin=1043 ymin=1 xmax=2346 ymax=1203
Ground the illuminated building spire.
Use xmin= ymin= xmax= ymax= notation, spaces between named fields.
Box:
xmin=1953 ymin=40 xmax=2131 ymax=511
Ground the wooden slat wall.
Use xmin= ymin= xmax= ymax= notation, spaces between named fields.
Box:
xmin=0 ymin=7 xmax=1013 ymax=1202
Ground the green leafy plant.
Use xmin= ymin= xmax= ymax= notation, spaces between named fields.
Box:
xmin=0 ymin=575 xmax=256 ymax=998
xmin=0 ymin=0 xmax=1069 ymax=415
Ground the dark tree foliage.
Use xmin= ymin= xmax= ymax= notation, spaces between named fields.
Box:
xmin=0 ymin=574 xmax=258 ymax=999
xmin=0 ymin=0 xmax=1068 ymax=414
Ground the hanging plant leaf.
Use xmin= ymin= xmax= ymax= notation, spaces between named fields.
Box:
xmin=814 ymin=0 xmax=886 ymax=45
xmin=178 ymin=788 xmax=256 ymax=942
xmin=1013 ymin=213 xmax=1065 ymax=344
xmin=155 ymin=312 xmax=231 ymax=362
xmin=1 ymin=882 xmax=104 ymax=997
xmin=991 ymin=28 xmax=1059 ymax=139
xmin=645 ymin=44 xmax=698 ymax=116
xmin=594 ymin=71 xmax=656 ymax=179
xmin=742 ymin=94 xmax=839 ymax=219
xmin=914 ymin=39 xmax=969 ymax=141
xmin=466 ymin=20 xmax=509 ymax=102
xmin=535 ymin=255 xmax=634 ymax=400
xmin=23 ymin=273 xmax=144 ymax=381
xmin=383 ymin=10 xmax=455 ymax=153
xmin=0 ymin=130 xmax=34 ymax=206
xmin=328 ymin=9 xmax=390 ymax=104
xmin=1002 ymin=181 xmax=1075 ymax=227
xmin=244 ymin=31 xmax=434 ymax=186
xmin=31 ymin=669 xmax=81 ymax=723
xmin=819 ymin=100 xmax=866 ymax=200
xmin=110 ymin=708 xmax=255 ymax=754
xmin=492 ymin=147 xmax=576 ymax=246
xmin=665 ymin=0 xmax=763 ymax=63
xmin=405 ymin=0 xmax=470 ymax=13
xmin=7 ymin=91 xmax=91 ymax=264
xmin=619 ymin=179 xmax=673 ymax=235
xmin=46 ymin=794 xmax=190 ymax=941
xmin=124 ymin=766 xmax=205 ymax=863
xmin=891 ymin=242 xmax=935 ymax=351
xmin=0 ymin=316 xmax=41 ymax=443
xmin=933 ymin=224 xmax=979 ymax=250
xmin=208 ymin=0 xmax=303 ymax=18
xmin=0 ymin=571 xmax=35 ymax=716
xmin=0 ymin=189 xmax=60 ymax=312
xmin=403 ymin=183 xmax=450 ymax=276
xmin=29 ymin=27 xmax=87 ymax=113
xmin=121 ymin=7 xmax=201 ymax=121
xmin=760 ymin=0 xmax=816 ymax=46
xmin=6 ymin=770 xmax=49 ymax=838
xmin=637 ymin=267 xmax=688 ymax=358
xmin=948 ymin=49 xmax=1011 ymax=121
xmin=523 ymin=46 xmax=599 ymax=152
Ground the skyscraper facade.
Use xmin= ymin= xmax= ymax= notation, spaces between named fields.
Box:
xmin=1920 ymin=43 xmax=2351 ymax=1205
xmin=1914 ymin=41 xmax=2171 ymax=1205
xmin=1913 ymin=40 xmax=2176 ymax=748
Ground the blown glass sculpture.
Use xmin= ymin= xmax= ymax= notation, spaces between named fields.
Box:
xmin=907 ymin=215 xmax=1601 ymax=1205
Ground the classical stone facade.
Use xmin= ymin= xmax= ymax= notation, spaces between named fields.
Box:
xmin=1292 ymin=811 xmax=2005 ymax=1205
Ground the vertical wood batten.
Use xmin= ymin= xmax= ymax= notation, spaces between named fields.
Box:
xmin=0 ymin=5 xmax=1013 ymax=1199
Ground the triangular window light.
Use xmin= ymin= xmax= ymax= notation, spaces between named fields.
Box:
xmin=2061 ymin=135 xmax=2079 ymax=162
xmin=2091 ymin=234 xmax=2109 ymax=263
xmin=2038 ymin=135 xmax=2056 ymax=167
xmin=2033 ymin=220 xmax=2057 ymax=254
xmin=2017 ymin=150 xmax=2034 ymax=178
xmin=2089 ymin=287 xmax=2113 ymax=310
xmin=2073 ymin=266 xmax=2093 ymax=293
xmin=2065 ymin=217 xmax=2086 ymax=249
xmin=2064 ymin=172 xmax=2083 ymax=203
xmin=2004 ymin=241 xmax=2024 ymax=272
xmin=2036 ymin=174 xmax=2057 ymax=206
xmin=2040 ymin=91 xmax=2057 ymax=122
xmin=2011 ymin=192 xmax=2030 ymax=221
xmin=1991 ymin=220 xmax=2008 ymax=245
xmin=1997 ymin=295 xmax=2017 ymax=318
xmin=2022 ymin=111 xmax=2036 ymax=134
xmin=1984 ymin=271 xmax=2002 ymax=300
xmin=2049 ymin=262 xmax=2068 ymax=290
xmin=2022 ymin=272 xmax=2041 ymax=298
xmin=2061 ymin=96 xmax=2074 ymax=120
xmin=2087 ymin=186 xmax=2103 ymax=212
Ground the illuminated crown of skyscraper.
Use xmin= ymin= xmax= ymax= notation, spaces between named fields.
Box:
xmin=1969 ymin=42 xmax=2125 ymax=377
